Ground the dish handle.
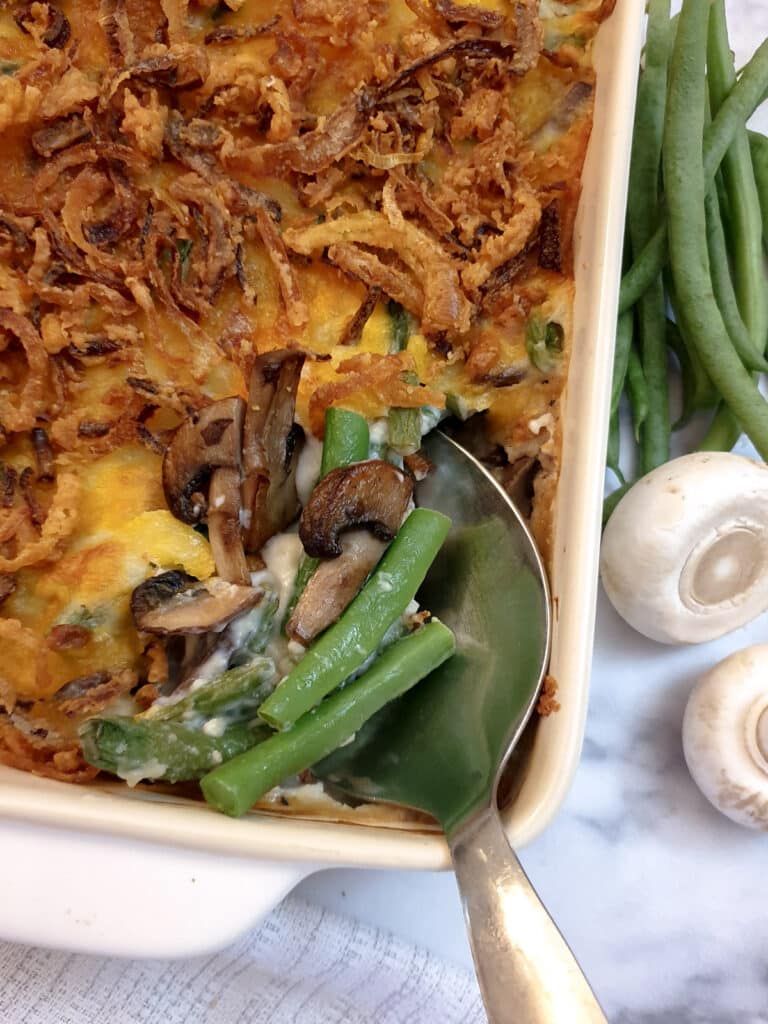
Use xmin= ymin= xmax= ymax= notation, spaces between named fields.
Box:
xmin=0 ymin=818 xmax=313 ymax=959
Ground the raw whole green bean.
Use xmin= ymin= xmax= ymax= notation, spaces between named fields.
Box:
xmin=201 ymin=620 xmax=456 ymax=817
xmin=625 ymin=346 xmax=649 ymax=444
xmin=259 ymin=507 xmax=451 ymax=730
xmin=707 ymin=0 xmax=767 ymax=355
xmin=666 ymin=317 xmax=718 ymax=428
xmin=606 ymin=408 xmax=624 ymax=485
xmin=699 ymin=404 xmax=741 ymax=452
xmin=610 ymin=310 xmax=634 ymax=416
xmin=748 ymin=130 xmax=768 ymax=246
xmin=704 ymin=187 xmax=768 ymax=372
xmin=663 ymin=0 xmax=768 ymax=460
xmin=80 ymin=717 xmax=270 ymax=784
xmin=626 ymin=0 xmax=672 ymax=473
xmin=619 ymin=36 xmax=768 ymax=314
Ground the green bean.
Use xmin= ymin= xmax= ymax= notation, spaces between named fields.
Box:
xmin=602 ymin=482 xmax=631 ymax=526
xmin=619 ymin=36 xmax=768 ymax=314
xmin=606 ymin=409 xmax=624 ymax=485
xmin=80 ymin=717 xmax=270 ymax=784
xmin=704 ymin=187 xmax=768 ymax=372
xmin=201 ymin=620 xmax=456 ymax=817
xmin=625 ymin=346 xmax=649 ymax=444
xmin=387 ymin=299 xmax=411 ymax=352
xmin=259 ymin=508 xmax=451 ymax=730
xmin=707 ymin=0 xmax=767 ymax=355
xmin=284 ymin=408 xmax=370 ymax=628
xmin=699 ymin=404 xmax=741 ymax=452
xmin=142 ymin=657 xmax=276 ymax=726
xmin=748 ymin=130 xmax=768 ymax=247
xmin=666 ymin=317 xmax=718 ymax=428
xmin=388 ymin=406 xmax=421 ymax=455
xmin=626 ymin=0 xmax=671 ymax=475
xmin=320 ymin=407 xmax=370 ymax=478
xmin=610 ymin=310 xmax=634 ymax=416
xmin=663 ymin=0 xmax=768 ymax=460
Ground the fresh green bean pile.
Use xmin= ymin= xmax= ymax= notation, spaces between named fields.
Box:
xmin=608 ymin=0 xmax=768 ymax=518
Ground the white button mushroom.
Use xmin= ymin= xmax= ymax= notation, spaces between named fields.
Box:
xmin=600 ymin=452 xmax=768 ymax=644
xmin=683 ymin=644 xmax=768 ymax=830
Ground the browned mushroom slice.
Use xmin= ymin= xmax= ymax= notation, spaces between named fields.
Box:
xmin=208 ymin=466 xmax=250 ymax=586
xmin=287 ymin=530 xmax=387 ymax=645
xmin=162 ymin=396 xmax=245 ymax=523
xmin=131 ymin=571 xmax=260 ymax=635
xmin=299 ymin=460 xmax=414 ymax=560
xmin=242 ymin=350 xmax=306 ymax=553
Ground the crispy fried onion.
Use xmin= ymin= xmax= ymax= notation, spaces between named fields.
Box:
xmin=0 ymin=716 xmax=98 ymax=783
xmin=0 ymin=472 xmax=80 ymax=572
xmin=308 ymin=352 xmax=444 ymax=435
xmin=0 ymin=311 xmax=49 ymax=434
xmin=461 ymin=188 xmax=541 ymax=295
xmin=51 ymin=667 xmax=137 ymax=718
xmin=284 ymin=209 xmax=470 ymax=334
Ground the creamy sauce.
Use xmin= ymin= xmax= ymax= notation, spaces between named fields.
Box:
xmin=295 ymin=434 xmax=323 ymax=505
xmin=202 ymin=717 xmax=227 ymax=738
xmin=261 ymin=533 xmax=304 ymax=613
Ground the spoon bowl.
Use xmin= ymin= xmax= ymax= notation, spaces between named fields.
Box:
xmin=315 ymin=431 xmax=606 ymax=1023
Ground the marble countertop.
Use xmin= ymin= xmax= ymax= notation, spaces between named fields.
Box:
xmin=298 ymin=588 xmax=768 ymax=1022
xmin=295 ymin=6 xmax=768 ymax=1020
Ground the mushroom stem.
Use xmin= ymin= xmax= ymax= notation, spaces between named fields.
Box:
xmin=208 ymin=467 xmax=250 ymax=585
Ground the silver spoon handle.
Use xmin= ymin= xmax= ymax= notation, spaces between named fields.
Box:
xmin=450 ymin=808 xmax=607 ymax=1024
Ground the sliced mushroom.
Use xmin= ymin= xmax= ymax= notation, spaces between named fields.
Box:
xmin=208 ymin=466 xmax=250 ymax=586
xmin=162 ymin=396 xmax=245 ymax=523
xmin=299 ymin=460 xmax=413 ymax=559
xmin=130 ymin=571 xmax=260 ymax=635
xmin=287 ymin=530 xmax=387 ymax=645
xmin=242 ymin=349 xmax=306 ymax=553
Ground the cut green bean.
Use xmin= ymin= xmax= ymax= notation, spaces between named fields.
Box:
xmin=748 ymin=130 xmax=768 ymax=247
xmin=387 ymin=299 xmax=410 ymax=352
xmin=142 ymin=657 xmax=277 ymax=725
xmin=260 ymin=508 xmax=451 ymax=730
xmin=663 ymin=0 xmax=768 ymax=460
xmin=388 ymin=406 xmax=421 ymax=455
xmin=610 ymin=310 xmax=634 ymax=416
xmin=284 ymin=408 xmax=370 ymax=629
xmin=707 ymin=0 xmax=767 ymax=355
xmin=80 ymin=717 xmax=270 ymax=784
xmin=704 ymin=187 xmax=768 ymax=372
xmin=625 ymin=346 xmax=649 ymax=444
xmin=619 ymin=36 xmax=768 ymax=314
xmin=201 ymin=620 xmax=456 ymax=817
xmin=320 ymin=408 xmax=370 ymax=478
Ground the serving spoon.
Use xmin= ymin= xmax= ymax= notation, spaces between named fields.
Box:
xmin=314 ymin=430 xmax=606 ymax=1023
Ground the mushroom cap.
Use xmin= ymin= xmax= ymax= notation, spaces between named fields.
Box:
xmin=162 ymin=397 xmax=245 ymax=524
xmin=299 ymin=460 xmax=413 ymax=559
xmin=683 ymin=644 xmax=768 ymax=830
xmin=131 ymin=571 xmax=262 ymax=635
xmin=600 ymin=453 xmax=768 ymax=644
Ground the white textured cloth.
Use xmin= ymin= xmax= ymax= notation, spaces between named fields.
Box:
xmin=0 ymin=896 xmax=486 ymax=1024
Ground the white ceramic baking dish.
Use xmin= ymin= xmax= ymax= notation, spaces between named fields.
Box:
xmin=0 ymin=0 xmax=644 ymax=957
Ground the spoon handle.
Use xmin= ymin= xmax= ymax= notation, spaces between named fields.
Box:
xmin=450 ymin=808 xmax=606 ymax=1024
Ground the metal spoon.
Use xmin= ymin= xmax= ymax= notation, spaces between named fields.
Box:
xmin=315 ymin=430 xmax=606 ymax=1023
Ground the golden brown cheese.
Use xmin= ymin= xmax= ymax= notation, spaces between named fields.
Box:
xmin=0 ymin=0 xmax=613 ymax=778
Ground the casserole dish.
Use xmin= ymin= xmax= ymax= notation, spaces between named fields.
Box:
xmin=0 ymin=0 xmax=644 ymax=956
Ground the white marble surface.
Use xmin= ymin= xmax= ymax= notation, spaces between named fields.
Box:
xmin=294 ymin=4 xmax=768 ymax=1020
xmin=298 ymin=591 xmax=768 ymax=1022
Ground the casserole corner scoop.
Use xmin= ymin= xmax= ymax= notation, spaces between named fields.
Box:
xmin=314 ymin=431 xmax=606 ymax=1023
